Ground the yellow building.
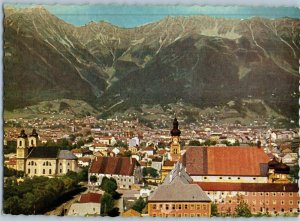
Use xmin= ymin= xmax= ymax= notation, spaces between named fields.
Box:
xmin=149 ymin=162 xmax=211 ymax=217
xmin=161 ymin=160 xmax=176 ymax=182
xmin=170 ymin=117 xmax=181 ymax=161
xmin=16 ymin=129 xmax=79 ymax=177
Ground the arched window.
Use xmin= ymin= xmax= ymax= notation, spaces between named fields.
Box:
xmin=31 ymin=140 xmax=34 ymax=146
xmin=19 ymin=141 xmax=22 ymax=146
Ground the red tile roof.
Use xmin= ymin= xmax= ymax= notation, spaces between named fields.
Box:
xmin=78 ymin=157 xmax=91 ymax=162
xmin=90 ymin=156 xmax=138 ymax=176
xmin=79 ymin=192 xmax=102 ymax=203
xmin=195 ymin=182 xmax=299 ymax=192
xmin=182 ymin=146 xmax=270 ymax=176
xmin=163 ymin=160 xmax=176 ymax=167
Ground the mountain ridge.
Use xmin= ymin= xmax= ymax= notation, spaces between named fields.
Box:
xmin=4 ymin=6 xmax=300 ymax=122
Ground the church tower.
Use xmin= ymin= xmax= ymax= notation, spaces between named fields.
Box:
xmin=170 ymin=117 xmax=181 ymax=157
xmin=16 ymin=130 xmax=29 ymax=172
xmin=28 ymin=129 xmax=39 ymax=147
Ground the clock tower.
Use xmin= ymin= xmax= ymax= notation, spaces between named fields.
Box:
xmin=170 ymin=117 xmax=181 ymax=156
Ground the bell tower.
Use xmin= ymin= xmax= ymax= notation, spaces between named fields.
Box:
xmin=28 ymin=129 xmax=39 ymax=147
xmin=16 ymin=130 xmax=28 ymax=172
xmin=170 ymin=117 xmax=181 ymax=156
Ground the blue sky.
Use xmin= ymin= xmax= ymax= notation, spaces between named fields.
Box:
xmin=5 ymin=4 xmax=300 ymax=28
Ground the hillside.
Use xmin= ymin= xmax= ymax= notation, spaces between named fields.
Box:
xmin=4 ymin=6 xmax=300 ymax=123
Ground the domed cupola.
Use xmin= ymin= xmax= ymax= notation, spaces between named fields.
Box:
xmin=170 ymin=117 xmax=181 ymax=136
xmin=18 ymin=130 xmax=27 ymax=138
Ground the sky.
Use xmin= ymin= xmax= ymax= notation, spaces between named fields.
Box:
xmin=5 ymin=4 xmax=300 ymax=28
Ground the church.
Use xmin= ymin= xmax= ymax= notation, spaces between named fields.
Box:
xmin=16 ymin=129 xmax=79 ymax=177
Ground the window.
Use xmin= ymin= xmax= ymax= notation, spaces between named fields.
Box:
xmin=203 ymin=205 xmax=207 ymax=210
xmin=266 ymin=200 xmax=269 ymax=205
xmin=196 ymin=204 xmax=200 ymax=210
xmin=252 ymin=192 xmax=256 ymax=196
xmin=159 ymin=204 xmax=163 ymax=209
xmin=172 ymin=204 xmax=175 ymax=210
xmin=204 ymin=177 xmax=207 ymax=179
xmin=228 ymin=177 xmax=231 ymax=180
xmin=289 ymin=200 xmax=293 ymax=205
xmin=49 ymin=169 xmax=52 ymax=174
xmin=281 ymin=193 xmax=284 ymax=196
xmin=60 ymin=169 xmax=62 ymax=173
xmin=19 ymin=141 xmax=22 ymax=146
xmin=266 ymin=193 xmax=269 ymax=196
xmin=153 ymin=205 xmax=156 ymax=210
xmin=281 ymin=200 xmax=285 ymax=205
xmin=184 ymin=204 xmax=188 ymax=209
xmin=238 ymin=177 xmax=240 ymax=180
xmin=273 ymin=193 xmax=277 ymax=196
xmin=31 ymin=140 xmax=34 ymax=145
xmin=229 ymin=200 xmax=232 ymax=204
xmin=260 ymin=193 xmax=264 ymax=196
xmin=253 ymin=178 xmax=256 ymax=180
xmin=28 ymin=169 xmax=30 ymax=173
xmin=165 ymin=204 xmax=169 ymax=210
xmin=190 ymin=204 xmax=195 ymax=210
xmin=34 ymin=169 xmax=37 ymax=174
xmin=178 ymin=204 xmax=182 ymax=210
xmin=289 ymin=193 xmax=293 ymax=197
xmin=43 ymin=169 xmax=45 ymax=174
xmin=219 ymin=177 xmax=223 ymax=179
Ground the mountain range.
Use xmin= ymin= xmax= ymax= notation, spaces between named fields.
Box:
xmin=4 ymin=6 xmax=300 ymax=123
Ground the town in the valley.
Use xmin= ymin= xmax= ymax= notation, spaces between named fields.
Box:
xmin=3 ymin=114 xmax=299 ymax=217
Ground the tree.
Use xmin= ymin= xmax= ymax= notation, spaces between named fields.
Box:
xmin=132 ymin=197 xmax=147 ymax=213
xmin=78 ymin=167 xmax=89 ymax=182
xmin=101 ymin=177 xmax=117 ymax=194
xmin=142 ymin=167 xmax=158 ymax=178
xmin=124 ymin=150 xmax=132 ymax=157
xmin=188 ymin=140 xmax=201 ymax=146
xmin=90 ymin=175 xmax=98 ymax=183
xmin=235 ymin=196 xmax=252 ymax=217
xmin=211 ymin=203 xmax=218 ymax=216
xmin=101 ymin=193 xmax=114 ymax=216
xmin=131 ymin=197 xmax=144 ymax=213
xmin=289 ymin=165 xmax=299 ymax=180
xmin=86 ymin=136 xmax=94 ymax=143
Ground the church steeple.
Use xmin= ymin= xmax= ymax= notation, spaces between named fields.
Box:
xmin=171 ymin=117 xmax=181 ymax=136
xmin=170 ymin=117 xmax=181 ymax=159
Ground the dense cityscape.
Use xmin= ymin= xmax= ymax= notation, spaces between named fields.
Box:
xmin=3 ymin=114 xmax=299 ymax=217
xmin=3 ymin=3 xmax=300 ymax=218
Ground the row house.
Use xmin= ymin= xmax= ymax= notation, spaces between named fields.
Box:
xmin=88 ymin=156 xmax=142 ymax=189
xmin=196 ymin=182 xmax=299 ymax=215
